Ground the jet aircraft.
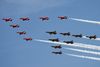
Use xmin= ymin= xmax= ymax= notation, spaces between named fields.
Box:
xmin=51 ymin=45 xmax=62 ymax=49
xmin=60 ymin=32 xmax=70 ymax=36
xmin=2 ymin=18 xmax=12 ymax=22
xmin=20 ymin=17 xmax=30 ymax=21
xmin=46 ymin=31 xmax=57 ymax=35
xmin=49 ymin=38 xmax=59 ymax=42
xmin=40 ymin=16 xmax=49 ymax=21
xmin=10 ymin=24 xmax=19 ymax=28
xmin=17 ymin=31 xmax=26 ymax=35
xmin=23 ymin=38 xmax=32 ymax=41
xmin=86 ymin=35 xmax=96 ymax=39
xmin=63 ymin=40 xmax=74 ymax=44
xmin=58 ymin=16 xmax=68 ymax=20
xmin=72 ymin=34 xmax=82 ymax=38
xmin=52 ymin=51 xmax=62 ymax=54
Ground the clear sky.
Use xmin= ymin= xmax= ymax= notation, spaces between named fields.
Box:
xmin=0 ymin=0 xmax=100 ymax=67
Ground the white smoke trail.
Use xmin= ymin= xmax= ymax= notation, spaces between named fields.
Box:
xmin=70 ymin=18 xmax=100 ymax=24
xmin=96 ymin=38 xmax=100 ymax=40
xmin=64 ymin=47 xmax=100 ymax=55
xmin=34 ymin=39 xmax=100 ymax=50
xmin=64 ymin=53 xmax=100 ymax=61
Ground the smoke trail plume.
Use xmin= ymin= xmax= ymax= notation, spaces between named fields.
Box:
xmin=64 ymin=53 xmax=100 ymax=61
xmin=34 ymin=39 xmax=100 ymax=50
xmin=64 ymin=47 xmax=100 ymax=55
xmin=70 ymin=18 xmax=100 ymax=24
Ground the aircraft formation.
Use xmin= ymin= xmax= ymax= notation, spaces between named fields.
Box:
xmin=2 ymin=17 xmax=33 ymax=41
xmin=2 ymin=16 xmax=99 ymax=55
xmin=46 ymin=31 xmax=97 ymax=39
xmin=1 ymin=16 xmax=69 ymax=42
xmin=46 ymin=31 xmax=98 ymax=54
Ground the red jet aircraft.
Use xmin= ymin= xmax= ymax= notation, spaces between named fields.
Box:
xmin=2 ymin=18 xmax=12 ymax=22
xmin=40 ymin=16 xmax=49 ymax=21
xmin=10 ymin=24 xmax=19 ymax=28
xmin=17 ymin=31 xmax=26 ymax=35
xmin=23 ymin=38 xmax=32 ymax=41
xmin=58 ymin=16 xmax=68 ymax=20
xmin=20 ymin=17 xmax=30 ymax=21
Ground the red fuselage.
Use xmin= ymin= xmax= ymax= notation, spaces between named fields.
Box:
xmin=24 ymin=38 xmax=32 ymax=41
xmin=58 ymin=16 xmax=67 ymax=20
xmin=2 ymin=18 xmax=12 ymax=22
xmin=20 ymin=17 xmax=30 ymax=21
xmin=10 ymin=24 xmax=19 ymax=28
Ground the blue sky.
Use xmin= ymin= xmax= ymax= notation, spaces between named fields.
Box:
xmin=0 ymin=0 xmax=100 ymax=67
